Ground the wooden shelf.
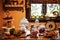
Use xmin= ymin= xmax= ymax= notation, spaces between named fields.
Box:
xmin=28 ymin=17 xmax=60 ymax=22
xmin=3 ymin=0 xmax=25 ymax=11
xmin=4 ymin=4 xmax=24 ymax=7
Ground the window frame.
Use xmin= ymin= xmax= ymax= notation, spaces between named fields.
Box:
xmin=26 ymin=0 xmax=60 ymax=22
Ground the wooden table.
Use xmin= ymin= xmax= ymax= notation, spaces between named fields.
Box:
xmin=2 ymin=30 xmax=59 ymax=40
xmin=2 ymin=38 xmax=51 ymax=40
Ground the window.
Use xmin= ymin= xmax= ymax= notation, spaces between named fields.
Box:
xmin=31 ymin=4 xmax=42 ymax=18
xmin=47 ymin=4 xmax=60 ymax=16
xmin=26 ymin=0 xmax=60 ymax=22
